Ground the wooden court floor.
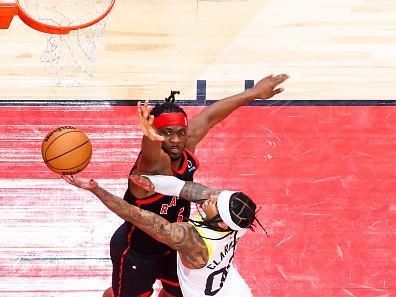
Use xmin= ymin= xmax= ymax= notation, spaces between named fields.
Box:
xmin=1 ymin=0 xmax=396 ymax=100
xmin=1 ymin=1 xmax=396 ymax=297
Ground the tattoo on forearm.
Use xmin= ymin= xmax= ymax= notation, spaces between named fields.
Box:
xmin=91 ymin=186 xmax=209 ymax=268
xmin=92 ymin=186 xmax=173 ymax=242
xmin=172 ymin=223 xmax=208 ymax=268
xmin=180 ymin=182 xmax=222 ymax=204
xmin=170 ymin=224 xmax=187 ymax=245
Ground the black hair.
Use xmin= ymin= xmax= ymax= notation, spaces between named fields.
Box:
xmin=229 ymin=192 xmax=256 ymax=230
xmin=149 ymin=90 xmax=187 ymax=117
xmin=188 ymin=192 xmax=269 ymax=240
xmin=230 ymin=192 xmax=269 ymax=236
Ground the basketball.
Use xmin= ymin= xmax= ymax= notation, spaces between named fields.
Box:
xmin=41 ymin=126 xmax=92 ymax=175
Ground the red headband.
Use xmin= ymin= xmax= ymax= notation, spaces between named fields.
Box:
xmin=153 ymin=112 xmax=188 ymax=129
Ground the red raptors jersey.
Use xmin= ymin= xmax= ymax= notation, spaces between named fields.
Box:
xmin=121 ymin=149 xmax=199 ymax=254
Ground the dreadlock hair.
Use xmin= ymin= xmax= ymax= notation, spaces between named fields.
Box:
xmin=188 ymin=213 xmax=234 ymax=241
xmin=150 ymin=90 xmax=187 ymax=117
xmin=229 ymin=192 xmax=269 ymax=236
xmin=188 ymin=192 xmax=269 ymax=241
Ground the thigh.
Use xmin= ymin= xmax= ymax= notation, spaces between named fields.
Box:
xmin=158 ymin=251 xmax=183 ymax=297
xmin=112 ymin=250 xmax=157 ymax=297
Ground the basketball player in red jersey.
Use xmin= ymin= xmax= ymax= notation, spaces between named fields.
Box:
xmin=105 ymin=74 xmax=289 ymax=297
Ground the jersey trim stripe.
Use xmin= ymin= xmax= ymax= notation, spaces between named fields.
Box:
xmin=137 ymin=290 xmax=152 ymax=297
xmin=159 ymin=278 xmax=180 ymax=287
xmin=116 ymin=225 xmax=136 ymax=297
xmin=194 ymin=225 xmax=213 ymax=259
xmin=135 ymin=192 xmax=165 ymax=205
xmin=171 ymin=150 xmax=188 ymax=174
xmin=184 ymin=148 xmax=200 ymax=168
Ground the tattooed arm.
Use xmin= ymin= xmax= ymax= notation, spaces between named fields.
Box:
xmin=130 ymin=175 xmax=223 ymax=205
xmin=90 ymin=185 xmax=209 ymax=266
xmin=61 ymin=175 xmax=208 ymax=269
xmin=179 ymin=181 xmax=223 ymax=205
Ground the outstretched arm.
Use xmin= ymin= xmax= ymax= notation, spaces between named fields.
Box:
xmin=186 ymin=74 xmax=289 ymax=151
xmin=135 ymin=100 xmax=170 ymax=173
xmin=62 ymin=176 xmax=208 ymax=268
xmin=129 ymin=175 xmax=223 ymax=205
xmin=62 ymin=176 xmax=177 ymax=246
xmin=179 ymin=181 xmax=223 ymax=204
xmin=131 ymin=101 xmax=173 ymax=198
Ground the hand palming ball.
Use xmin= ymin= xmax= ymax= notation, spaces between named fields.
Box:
xmin=41 ymin=126 xmax=92 ymax=175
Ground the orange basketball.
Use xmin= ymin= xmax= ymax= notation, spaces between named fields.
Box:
xmin=41 ymin=126 xmax=92 ymax=175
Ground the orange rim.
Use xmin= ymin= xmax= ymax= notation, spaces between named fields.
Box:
xmin=0 ymin=0 xmax=18 ymax=29
xmin=15 ymin=0 xmax=115 ymax=34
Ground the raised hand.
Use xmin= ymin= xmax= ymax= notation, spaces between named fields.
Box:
xmin=252 ymin=74 xmax=289 ymax=100
xmin=136 ymin=100 xmax=165 ymax=142
xmin=61 ymin=175 xmax=98 ymax=191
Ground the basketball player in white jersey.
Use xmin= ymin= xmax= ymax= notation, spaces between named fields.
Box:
xmin=62 ymin=173 xmax=263 ymax=297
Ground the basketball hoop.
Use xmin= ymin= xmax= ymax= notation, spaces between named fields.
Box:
xmin=0 ymin=0 xmax=116 ymax=85
xmin=0 ymin=0 xmax=115 ymax=34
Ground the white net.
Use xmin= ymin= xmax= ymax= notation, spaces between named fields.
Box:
xmin=40 ymin=20 xmax=107 ymax=86
xmin=17 ymin=0 xmax=113 ymax=85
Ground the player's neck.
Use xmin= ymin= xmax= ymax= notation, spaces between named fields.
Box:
xmin=171 ymin=157 xmax=183 ymax=170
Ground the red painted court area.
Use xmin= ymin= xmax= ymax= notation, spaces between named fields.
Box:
xmin=0 ymin=104 xmax=395 ymax=296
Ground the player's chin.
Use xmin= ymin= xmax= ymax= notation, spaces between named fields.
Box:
xmin=166 ymin=150 xmax=182 ymax=161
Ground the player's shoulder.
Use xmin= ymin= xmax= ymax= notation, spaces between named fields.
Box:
xmin=173 ymin=222 xmax=209 ymax=269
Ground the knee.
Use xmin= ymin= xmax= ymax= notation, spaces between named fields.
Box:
xmin=103 ymin=287 xmax=114 ymax=297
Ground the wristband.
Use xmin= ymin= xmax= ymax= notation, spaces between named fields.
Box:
xmin=142 ymin=175 xmax=186 ymax=196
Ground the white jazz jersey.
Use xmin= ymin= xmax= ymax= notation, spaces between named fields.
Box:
xmin=176 ymin=223 xmax=252 ymax=297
